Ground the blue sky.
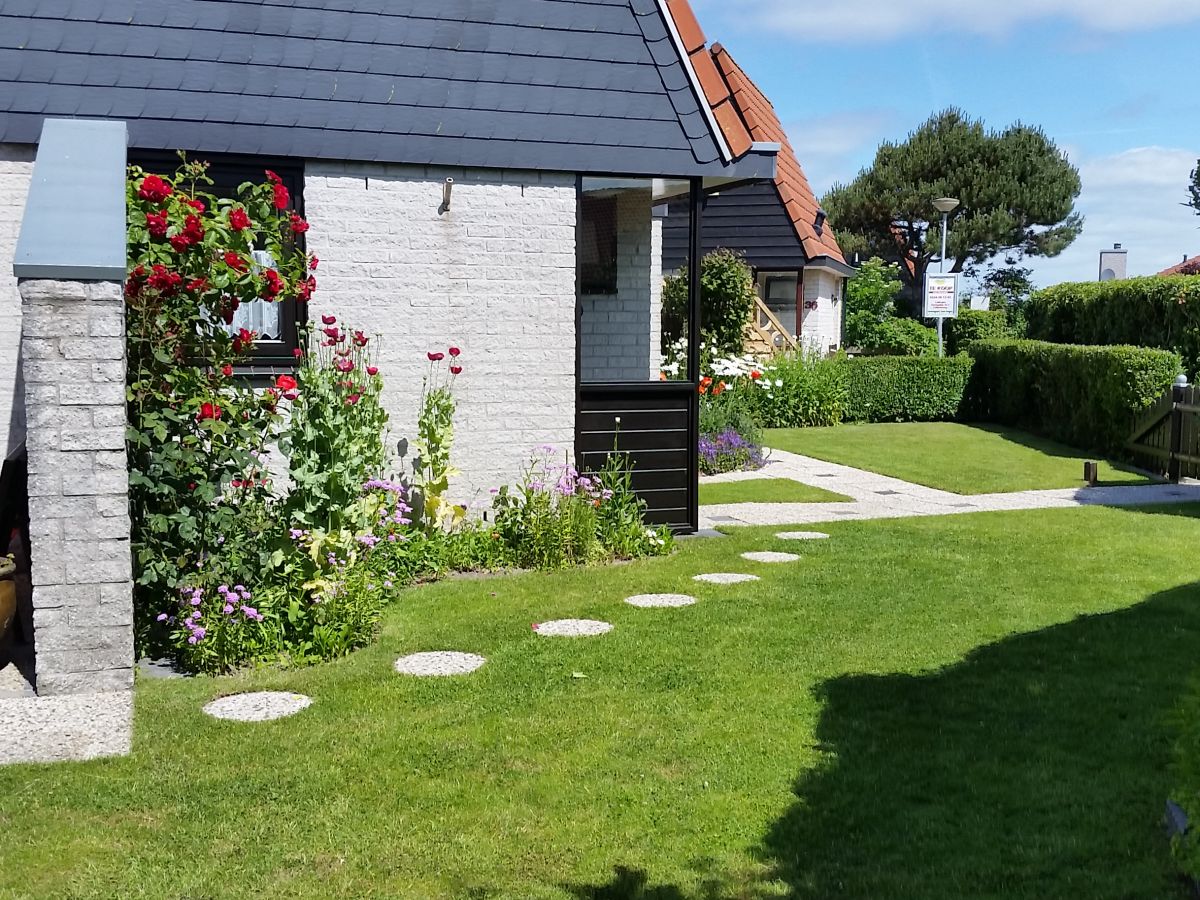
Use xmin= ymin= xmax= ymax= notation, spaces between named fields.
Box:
xmin=691 ymin=0 xmax=1200 ymax=288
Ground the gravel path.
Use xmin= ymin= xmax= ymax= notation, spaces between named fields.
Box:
xmin=700 ymin=448 xmax=1200 ymax=527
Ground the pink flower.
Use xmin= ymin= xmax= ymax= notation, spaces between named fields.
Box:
xmin=293 ymin=348 xmax=303 ymax=358
xmin=427 ymin=352 xmax=444 ymax=362
xmin=335 ymin=358 xmax=355 ymax=373
xmin=322 ymin=326 xmax=340 ymax=339
xmin=321 ymin=314 xmax=337 ymax=325
xmin=345 ymin=393 xmax=361 ymax=405
xmin=450 ymin=365 xmax=463 ymax=375
xmin=366 ymin=366 xmax=379 ymax=376
xmin=449 ymin=346 xmax=461 ymax=357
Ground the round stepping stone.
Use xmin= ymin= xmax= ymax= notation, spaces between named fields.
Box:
xmin=533 ymin=619 xmax=613 ymax=637
xmin=693 ymin=573 xmax=760 ymax=585
xmin=624 ymin=593 xmax=697 ymax=608
xmin=776 ymin=531 xmax=830 ymax=541
xmin=394 ymin=651 xmax=487 ymax=677
xmin=202 ymin=691 xmax=312 ymax=722
xmin=742 ymin=551 xmax=801 ymax=564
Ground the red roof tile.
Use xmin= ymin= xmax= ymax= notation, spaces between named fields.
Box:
xmin=1160 ymin=254 xmax=1200 ymax=276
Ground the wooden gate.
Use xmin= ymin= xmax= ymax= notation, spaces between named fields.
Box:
xmin=1128 ymin=379 xmax=1200 ymax=481
xmin=577 ymin=382 xmax=697 ymax=531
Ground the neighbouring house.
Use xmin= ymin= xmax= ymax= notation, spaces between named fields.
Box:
xmin=662 ymin=42 xmax=854 ymax=356
xmin=0 ymin=0 xmax=782 ymax=759
xmin=1160 ymin=254 xmax=1200 ymax=276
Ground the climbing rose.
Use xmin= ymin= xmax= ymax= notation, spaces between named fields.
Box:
xmin=223 ymin=251 xmax=248 ymax=273
xmin=228 ymin=207 xmax=251 ymax=231
xmin=169 ymin=234 xmax=194 ymax=253
xmin=232 ymin=328 xmax=257 ymax=353
xmin=187 ymin=198 xmax=205 ymax=212
xmin=289 ymin=213 xmax=309 ymax=234
xmin=275 ymin=374 xmax=298 ymax=391
xmin=265 ymin=170 xmax=282 ymax=184
xmin=145 ymin=210 xmax=169 ymax=238
xmin=197 ymin=402 xmax=222 ymax=421
xmin=221 ymin=364 xmax=233 ymax=377
xmin=309 ymin=256 xmax=319 ymax=270
xmin=185 ymin=277 xmax=208 ymax=293
xmin=273 ymin=183 xmax=290 ymax=210
xmin=260 ymin=268 xmax=284 ymax=299
xmin=138 ymin=174 xmax=172 ymax=202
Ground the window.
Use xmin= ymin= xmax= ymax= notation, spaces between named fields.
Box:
xmin=129 ymin=150 xmax=306 ymax=372
xmin=579 ymin=195 xmax=618 ymax=295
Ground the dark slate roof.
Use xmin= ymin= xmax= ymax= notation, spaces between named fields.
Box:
xmin=663 ymin=181 xmax=807 ymax=272
xmin=0 ymin=0 xmax=743 ymax=176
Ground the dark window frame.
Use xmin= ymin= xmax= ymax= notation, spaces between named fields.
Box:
xmin=578 ymin=194 xmax=619 ymax=295
xmin=128 ymin=150 xmax=307 ymax=376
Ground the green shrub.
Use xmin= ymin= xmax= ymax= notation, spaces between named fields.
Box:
xmin=841 ymin=356 xmax=974 ymax=422
xmin=1025 ymin=276 xmax=1200 ymax=374
xmin=966 ymin=339 xmax=1182 ymax=453
xmin=662 ymin=248 xmax=756 ymax=358
xmin=945 ymin=309 xmax=1009 ymax=355
xmin=744 ymin=351 xmax=848 ymax=428
xmin=867 ymin=316 xmax=939 ymax=357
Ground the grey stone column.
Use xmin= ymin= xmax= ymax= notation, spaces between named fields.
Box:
xmin=19 ymin=278 xmax=133 ymax=696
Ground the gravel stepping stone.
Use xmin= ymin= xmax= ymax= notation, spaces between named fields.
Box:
xmin=776 ymin=531 xmax=830 ymax=541
xmin=624 ymin=593 xmax=697 ymax=608
xmin=692 ymin=573 xmax=760 ymax=585
xmin=742 ymin=551 xmax=801 ymax=564
xmin=393 ymin=651 xmax=487 ymax=677
xmin=533 ymin=619 xmax=613 ymax=637
xmin=202 ymin=691 xmax=312 ymax=722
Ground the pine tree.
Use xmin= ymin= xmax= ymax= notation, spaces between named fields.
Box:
xmin=823 ymin=109 xmax=1082 ymax=313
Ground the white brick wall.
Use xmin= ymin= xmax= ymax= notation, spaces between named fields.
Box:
xmin=580 ymin=189 xmax=662 ymax=382
xmin=303 ymin=163 xmax=577 ymax=501
xmin=801 ymin=267 xmax=844 ymax=355
xmin=1 ymin=144 xmax=35 ymax=460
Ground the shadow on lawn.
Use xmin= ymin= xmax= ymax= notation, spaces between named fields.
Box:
xmin=760 ymin=580 xmax=1200 ymax=899
xmin=969 ymin=421 xmax=1157 ymax=487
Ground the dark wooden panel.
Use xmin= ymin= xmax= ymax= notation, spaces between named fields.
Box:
xmin=579 ymin=447 xmax=690 ymax=472
xmin=577 ymin=408 xmax=689 ymax=432
xmin=578 ymin=428 xmax=689 ymax=453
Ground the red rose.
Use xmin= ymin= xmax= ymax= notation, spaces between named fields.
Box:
xmin=427 ymin=352 xmax=444 ymax=362
xmin=188 ymin=482 xmax=197 ymax=491
xmin=197 ymin=402 xmax=222 ymax=421
xmin=138 ymin=174 xmax=173 ymax=203
xmin=289 ymin=213 xmax=309 ymax=234
xmin=145 ymin=210 xmax=169 ymax=238
xmin=185 ymin=278 xmax=208 ymax=293
xmin=183 ymin=214 xmax=204 ymax=241
xmin=296 ymin=275 xmax=316 ymax=301
xmin=309 ymin=256 xmax=319 ymax=271
xmin=220 ymin=297 xmax=240 ymax=326
xmin=265 ymin=170 xmax=282 ymax=185
xmin=223 ymin=250 xmax=248 ymax=273
xmin=147 ymin=264 xmax=183 ymax=295
xmin=260 ymin=269 xmax=284 ymax=299
xmin=187 ymin=199 xmax=205 ymax=213
xmin=275 ymin=374 xmax=298 ymax=391
xmin=321 ymin=314 xmax=336 ymax=325
xmin=273 ymin=183 xmax=290 ymax=210
xmin=228 ymin=208 xmax=251 ymax=231
xmin=450 ymin=365 xmax=463 ymax=375
xmin=449 ymin=346 xmax=461 ymax=357
xmin=221 ymin=364 xmax=233 ymax=377
xmin=366 ymin=366 xmax=379 ymax=376
xmin=232 ymin=328 xmax=257 ymax=353
xmin=169 ymin=234 xmax=193 ymax=253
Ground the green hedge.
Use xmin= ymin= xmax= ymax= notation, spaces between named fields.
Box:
xmin=966 ymin=339 xmax=1181 ymax=454
xmin=840 ymin=356 xmax=974 ymax=423
xmin=945 ymin=309 xmax=1009 ymax=356
xmin=1025 ymin=276 xmax=1200 ymax=374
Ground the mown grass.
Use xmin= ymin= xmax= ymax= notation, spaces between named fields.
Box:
xmin=1 ymin=504 xmax=1197 ymax=899
xmin=766 ymin=422 xmax=1155 ymax=494
xmin=698 ymin=477 xmax=850 ymax=506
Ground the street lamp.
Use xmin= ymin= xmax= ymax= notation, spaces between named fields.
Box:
xmin=931 ymin=197 xmax=959 ymax=357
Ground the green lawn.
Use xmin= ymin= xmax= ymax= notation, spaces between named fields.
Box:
xmin=698 ymin=477 xmax=851 ymax=506
xmin=767 ymin=422 xmax=1156 ymax=494
xmin=3 ymin=505 xmax=1199 ymax=899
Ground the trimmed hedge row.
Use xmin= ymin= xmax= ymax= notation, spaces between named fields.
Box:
xmin=840 ymin=355 xmax=974 ymax=423
xmin=944 ymin=309 xmax=1009 ymax=356
xmin=1025 ymin=276 xmax=1200 ymax=374
xmin=965 ymin=339 xmax=1182 ymax=454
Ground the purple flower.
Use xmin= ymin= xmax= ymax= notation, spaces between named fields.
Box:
xmin=156 ymin=613 xmax=168 ymax=622
xmin=223 ymin=603 xmax=234 ymax=614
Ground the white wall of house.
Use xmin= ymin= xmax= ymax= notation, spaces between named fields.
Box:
xmin=801 ymin=267 xmax=844 ymax=355
xmin=303 ymin=162 xmax=578 ymax=502
xmin=579 ymin=189 xmax=662 ymax=382
xmin=0 ymin=143 xmax=35 ymax=460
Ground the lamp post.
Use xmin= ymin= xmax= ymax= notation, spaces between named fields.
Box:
xmin=931 ymin=197 xmax=960 ymax=357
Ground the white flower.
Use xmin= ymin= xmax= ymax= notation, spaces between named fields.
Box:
xmin=775 ymin=379 xmax=783 ymax=387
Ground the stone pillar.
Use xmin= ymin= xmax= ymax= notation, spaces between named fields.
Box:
xmin=19 ymin=278 xmax=133 ymax=696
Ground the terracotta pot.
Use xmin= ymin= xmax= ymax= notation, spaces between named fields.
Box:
xmin=0 ymin=556 xmax=15 ymax=642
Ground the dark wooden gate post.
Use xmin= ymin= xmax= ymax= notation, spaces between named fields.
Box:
xmin=1169 ymin=377 xmax=1188 ymax=483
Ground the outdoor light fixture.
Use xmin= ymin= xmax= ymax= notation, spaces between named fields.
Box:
xmin=932 ymin=197 xmax=960 ymax=214
xmin=930 ymin=197 xmax=960 ymax=358
xmin=439 ymin=177 xmax=454 ymax=214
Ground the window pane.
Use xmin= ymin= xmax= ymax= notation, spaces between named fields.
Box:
xmin=579 ymin=178 xmax=690 ymax=383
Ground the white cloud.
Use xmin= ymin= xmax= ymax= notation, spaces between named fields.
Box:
xmin=692 ymin=0 xmax=1200 ymax=42
xmin=1025 ymin=147 xmax=1200 ymax=287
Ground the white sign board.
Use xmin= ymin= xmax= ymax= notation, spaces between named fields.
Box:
xmin=923 ymin=273 xmax=960 ymax=318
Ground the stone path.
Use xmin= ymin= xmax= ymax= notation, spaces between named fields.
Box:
xmin=700 ymin=448 xmax=1200 ymax=528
